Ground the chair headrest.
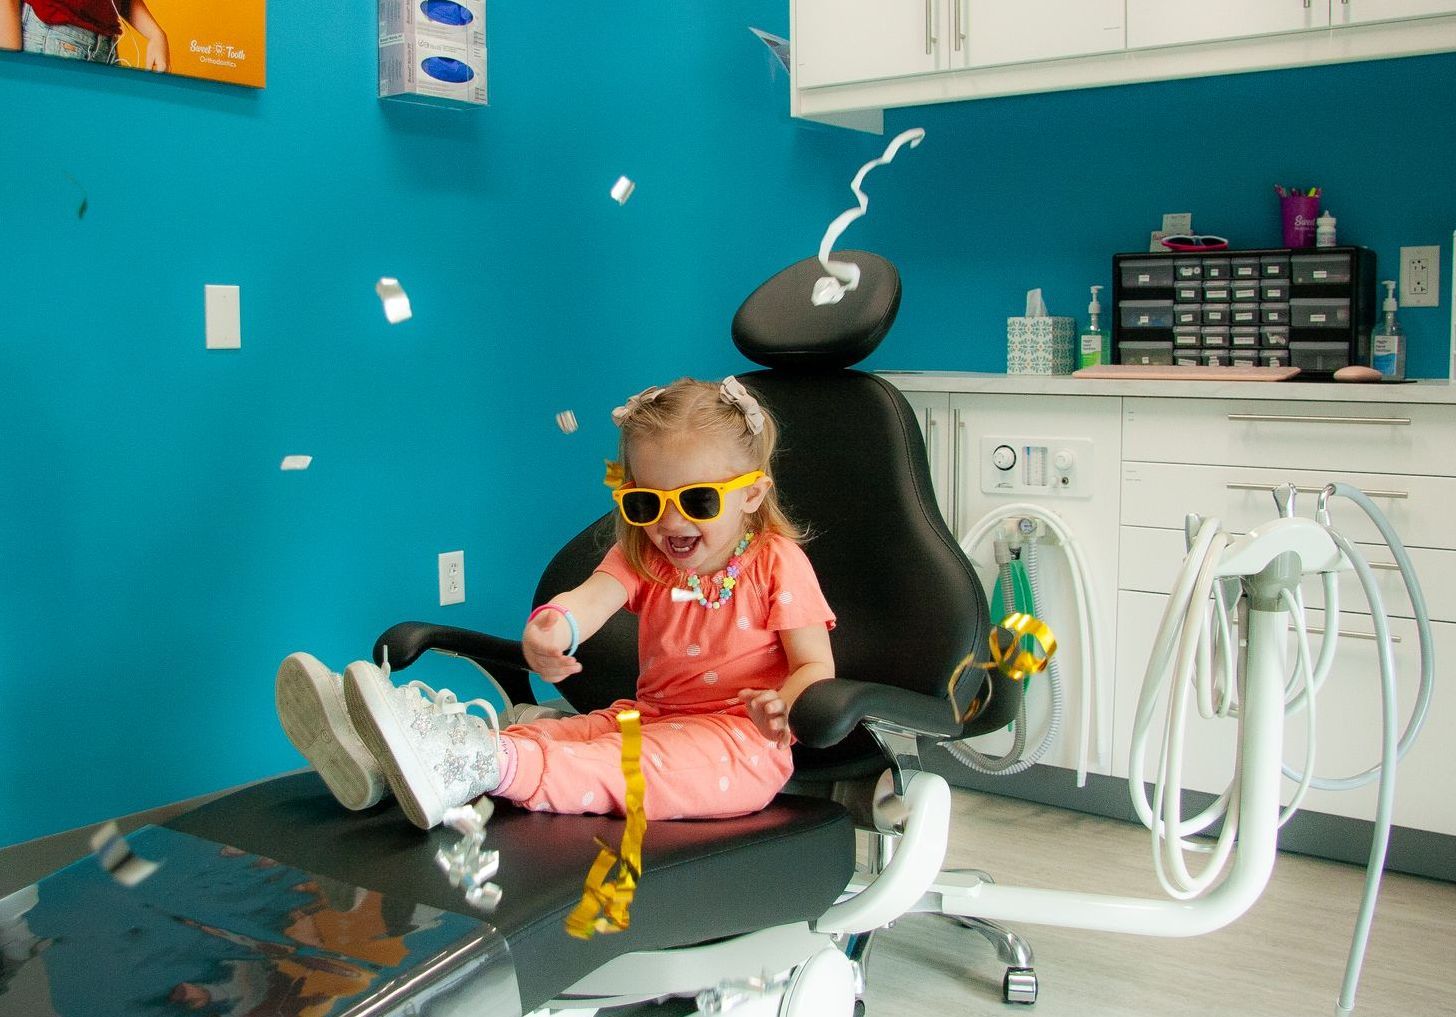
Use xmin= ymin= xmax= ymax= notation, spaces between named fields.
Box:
xmin=731 ymin=251 xmax=901 ymax=371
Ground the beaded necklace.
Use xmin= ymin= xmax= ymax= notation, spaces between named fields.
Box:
xmin=684 ymin=532 xmax=754 ymax=610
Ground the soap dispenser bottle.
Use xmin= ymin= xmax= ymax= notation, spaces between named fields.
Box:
xmin=1079 ymin=285 xmax=1108 ymax=369
xmin=1371 ymin=280 xmax=1405 ymax=380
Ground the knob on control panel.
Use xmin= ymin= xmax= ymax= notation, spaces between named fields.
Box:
xmin=991 ymin=444 xmax=1017 ymax=471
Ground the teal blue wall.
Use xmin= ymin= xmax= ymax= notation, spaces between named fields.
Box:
xmin=2 ymin=4 xmax=1454 ymax=846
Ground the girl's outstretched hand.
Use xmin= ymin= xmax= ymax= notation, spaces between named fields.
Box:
xmin=738 ymin=688 xmax=792 ymax=749
xmin=523 ymin=611 xmax=582 ymax=683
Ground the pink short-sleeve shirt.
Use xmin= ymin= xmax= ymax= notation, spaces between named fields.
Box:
xmin=594 ymin=534 xmax=836 ymax=713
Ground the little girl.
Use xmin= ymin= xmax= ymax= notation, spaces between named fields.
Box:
xmin=275 ymin=376 xmax=836 ymax=830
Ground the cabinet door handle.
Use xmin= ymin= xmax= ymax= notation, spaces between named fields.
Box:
xmin=1225 ymin=482 xmax=1409 ymax=500
xmin=1304 ymin=625 xmax=1399 ymax=644
xmin=954 ymin=0 xmax=964 ymax=50
xmin=925 ymin=0 xmax=934 ymax=54
xmin=951 ymin=408 xmax=964 ymax=536
xmin=1226 ymin=413 xmax=1411 ymax=426
xmin=1367 ymin=561 xmax=1400 ymax=571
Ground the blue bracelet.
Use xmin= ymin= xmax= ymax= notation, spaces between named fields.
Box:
xmin=530 ymin=604 xmax=579 ymax=657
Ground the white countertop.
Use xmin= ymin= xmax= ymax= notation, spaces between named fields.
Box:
xmin=877 ymin=371 xmax=1456 ymax=405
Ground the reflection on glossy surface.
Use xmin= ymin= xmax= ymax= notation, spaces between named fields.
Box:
xmin=0 ymin=826 xmax=496 ymax=1016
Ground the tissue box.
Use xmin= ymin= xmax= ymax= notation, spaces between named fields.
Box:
xmin=379 ymin=0 xmax=487 ymax=108
xmin=1007 ymin=316 xmax=1076 ymax=375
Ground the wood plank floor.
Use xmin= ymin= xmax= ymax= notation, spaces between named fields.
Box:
xmin=861 ymin=788 xmax=1456 ymax=1017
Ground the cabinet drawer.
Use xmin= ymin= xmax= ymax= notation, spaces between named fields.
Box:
xmin=1123 ymin=397 xmax=1453 ymax=476
xmin=1120 ymin=461 xmax=1456 ymax=549
xmin=1118 ymin=524 xmax=1456 ymax=623
xmin=1112 ymin=591 xmax=1456 ymax=836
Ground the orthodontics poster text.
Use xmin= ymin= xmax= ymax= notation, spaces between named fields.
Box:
xmin=1 ymin=0 xmax=266 ymax=88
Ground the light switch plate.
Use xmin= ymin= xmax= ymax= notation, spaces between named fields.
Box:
xmin=205 ymin=284 xmax=241 ymax=349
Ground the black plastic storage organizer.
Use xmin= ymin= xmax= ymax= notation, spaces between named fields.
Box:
xmin=1112 ymin=246 xmax=1376 ymax=378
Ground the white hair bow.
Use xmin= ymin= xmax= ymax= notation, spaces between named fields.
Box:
xmin=611 ymin=385 xmax=666 ymax=427
xmin=720 ymin=376 xmax=765 ymax=435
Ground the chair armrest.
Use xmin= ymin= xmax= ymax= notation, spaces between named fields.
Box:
xmin=789 ymin=677 xmax=961 ymax=748
xmin=374 ymin=622 xmax=528 ymax=674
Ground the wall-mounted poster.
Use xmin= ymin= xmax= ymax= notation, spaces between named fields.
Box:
xmin=1 ymin=0 xmax=266 ymax=87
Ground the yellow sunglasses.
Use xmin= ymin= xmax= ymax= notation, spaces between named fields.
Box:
xmin=612 ymin=470 xmax=765 ymax=526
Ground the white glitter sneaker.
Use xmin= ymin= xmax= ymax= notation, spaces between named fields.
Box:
xmin=342 ymin=660 xmax=502 ymax=831
xmin=275 ymin=652 xmax=386 ymax=811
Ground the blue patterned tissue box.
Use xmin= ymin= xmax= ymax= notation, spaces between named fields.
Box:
xmin=1007 ymin=316 xmax=1076 ymax=375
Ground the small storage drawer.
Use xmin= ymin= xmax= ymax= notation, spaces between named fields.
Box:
xmin=1202 ymin=350 xmax=1229 ymax=366
xmin=1203 ymin=281 xmax=1232 ymax=302
xmin=1120 ymin=340 xmax=1174 ymax=365
xmin=1230 ymin=350 xmax=1259 ymax=367
xmin=1173 ymin=327 xmax=1201 ymax=347
xmin=1201 ymin=326 xmax=1230 ymax=347
xmin=1175 ymin=259 xmax=1204 ymax=281
xmin=1261 ymin=280 xmax=1290 ymax=302
xmin=1262 ymin=303 xmax=1290 ymax=325
xmin=1290 ymin=297 xmax=1351 ymax=329
xmin=1122 ymin=397 xmax=1453 ymax=476
xmin=1260 ymin=350 xmax=1290 ymax=367
xmin=1174 ymin=305 xmax=1202 ymax=327
xmin=1175 ymin=283 xmax=1203 ymax=303
xmin=1231 ymin=280 xmax=1261 ymax=303
xmin=1202 ymin=305 xmax=1229 ymax=326
xmin=1229 ymin=303 xmax=1259 ymax=326
xmin=1230 ymin=326 xmax=1259 ymax=347
xmin=1230 ymin=256 xmax=1261 ymax=279
xmin=1121 ymin=299 xmax=1174 ymax=329
xmin=1174 ymin=350 xmax=1201 ymax=367
xmin=1261 ymin=256 xmax=1290 ymax=278
xmin=1292 ymin=252 xmax=1353 ymax=286
xmin=1121 ymin=259 xmax=1174 ymax=289
xmin=1203 ymin=259 xmax=1231 ymax=280
xmin=1261 ymin=325 xmax=1290 ymax=347
xmin=1290 ymin=341 xmax=1350 ymax=373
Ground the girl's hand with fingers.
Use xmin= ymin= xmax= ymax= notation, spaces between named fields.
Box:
xmin=523 ymin=610 xmax=581 ymax=683
xmin=738 ymin=688 xmax=792 ymax=749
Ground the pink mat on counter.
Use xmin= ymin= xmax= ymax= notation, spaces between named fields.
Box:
xmin=1072 ymin=364 xmax=1302 ymax=382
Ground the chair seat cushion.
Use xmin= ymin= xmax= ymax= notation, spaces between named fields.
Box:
xmin=167 ymin=772 xmax=855 ymax=1012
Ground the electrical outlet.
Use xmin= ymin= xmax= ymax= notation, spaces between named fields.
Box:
xmin=1400 ymin=245 xmax=1440 ymax=308
xmin=438 ymin=550 xmax=465 ymax=606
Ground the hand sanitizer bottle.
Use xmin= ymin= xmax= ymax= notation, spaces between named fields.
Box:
xmin=1370 ymin=280 xmax=1405 ymax=380
xmin=1079 ymin=285 xmax=1108 ymax=368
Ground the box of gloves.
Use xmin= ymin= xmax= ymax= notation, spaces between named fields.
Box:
xmin=1006 ymin=289 xmax=1076 ymax=375
xmin=379 ymin=0 xmax=487 ymax=108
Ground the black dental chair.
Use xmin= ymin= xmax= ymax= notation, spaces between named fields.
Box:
xmin=159 ymin=251 xmax=1025 ymax=1016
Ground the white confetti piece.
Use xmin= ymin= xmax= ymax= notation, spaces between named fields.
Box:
xmin=90 ymin=822 xmax=159 ymax=887
xmin=436 ymin=801 xmax=501 ymax=912
xmin=749 ymin=27 xmax=790 ymax=73
xmin=375 ymin=277 xmax=413 ymax=324
xmin=812 ymin=128 xmax=925 ymax=306
xmin=610 ymin=175 xmax=636 ymax=205
xmin=671 ymin=587 xmax=697 ymax=603
xmin=280 ymin=455 xmax=313 ymax=471
xmin=555 ymin=410 xmax=578 ymax=434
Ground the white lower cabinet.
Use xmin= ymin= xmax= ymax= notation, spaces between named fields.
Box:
xmin=1113 ymin=590 xmax=1456 ymax=837
xmin=891 ymin=374 xmax=1456 ymax=854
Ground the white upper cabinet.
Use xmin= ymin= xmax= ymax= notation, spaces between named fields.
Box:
xmin=1336 ymin=0 xmax=1456 ymax=25
xmin=964 ymin=0 xmax=1125 ymax=68
xmin=793 ymin=0 xmax=944 ymax=88
xmin=1126 ymin=0 xmax=1329 ymax=50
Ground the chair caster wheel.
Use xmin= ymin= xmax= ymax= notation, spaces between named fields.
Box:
xmin=853 ymin=1000 xmax=866 ymax=1017
xmin=1003 ymin=967 xmax=1037 ymax=1005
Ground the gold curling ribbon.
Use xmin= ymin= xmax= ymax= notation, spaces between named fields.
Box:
xmin=947 ymin=612 xmax=1057 ymax=725
xmin=603 ymin=459 xmax=625 ymax=489
xmin=565 ymin=709 xmax=647 ymax=939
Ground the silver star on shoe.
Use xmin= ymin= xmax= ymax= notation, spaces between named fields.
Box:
xmin=436 ymin=748 xmax=469 ymax=786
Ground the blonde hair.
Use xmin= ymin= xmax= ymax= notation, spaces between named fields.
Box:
xmin=613 ymin=377 xmax=802 ymax=582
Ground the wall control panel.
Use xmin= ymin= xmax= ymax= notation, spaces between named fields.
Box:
xmin=980 ymin=436 xmax=1094 ymax=498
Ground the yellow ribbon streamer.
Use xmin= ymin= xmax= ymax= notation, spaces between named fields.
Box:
xmin=565 ymin=709 xmax=647 ymax=939
xmin=947 ymin=612 xmax=1057 ymax=725
xmin=603 ymin=460 xmax=625 ymax=489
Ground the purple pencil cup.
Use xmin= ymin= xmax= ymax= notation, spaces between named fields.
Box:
xmin=1281 ymin=194 xmax=1320 ymax=249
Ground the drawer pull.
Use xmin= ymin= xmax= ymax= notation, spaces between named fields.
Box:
xmin=1303 ymin=625 xmax=1400 ymax=644
xmin=1226 ymin=413 xmax=1411 ymax=426
xmin=1225 ymin=482 xmax=1409 ymax=500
